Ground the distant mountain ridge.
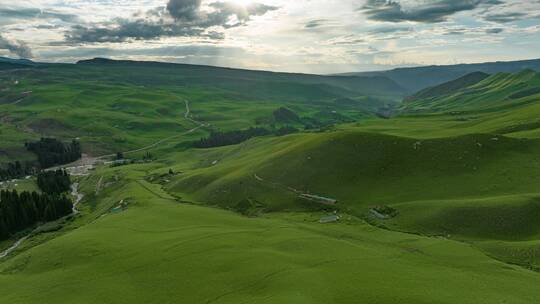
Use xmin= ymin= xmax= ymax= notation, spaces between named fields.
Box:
xmin=340 ymin=58 xmax=540 ymax=93
xmin=401 ymin=69 xmax=540 ymax=114
xmin=0 ymin=57 xmax=36 ymax=65
xmin=404 ymin=72 xmax=490 ymax=103
xmin=75 ymin=57 xmax=408 ymax=98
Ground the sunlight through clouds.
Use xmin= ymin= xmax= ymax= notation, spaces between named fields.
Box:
xmin=0 ymin=0 xmax=539 ymax=73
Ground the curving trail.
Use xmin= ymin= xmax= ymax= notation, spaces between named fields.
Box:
xmin=2 ymin=99 xmax=205 ymax=260
xmin=97 ymin=99 xmax=207 ymax=160
xmin=10 ymin=91 xmax=33 ymax=105
xmin=48 ymin=99 xmax=208 ymax=173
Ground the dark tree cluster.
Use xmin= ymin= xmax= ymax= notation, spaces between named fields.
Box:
xmin=37 ymin=170 xmax=71 ymax=195
xmin=116 ymin=152 xmax=124 ymax=160
xmin=0 ymin=161 xmax=36 ymax=182
xmin=273 ymin=107 xmax=301 ymax=123
xmin=143 ymin=152 xmax=153 ymax=161
xmin=0 ymin=190 xmax=73 ymax=240
xmin=26 ymin=138 xmax=82 ymax=169
xmin=194 ymin=127 xmax=272 ymax=148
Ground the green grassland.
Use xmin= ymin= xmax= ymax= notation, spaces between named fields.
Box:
xmin=0 ymin=60 xmax=403 ymax=156
xmin=401 ymin=70 xmax=540 ymax=114
xmin=0 ymin=177 xmax=39 ymax=192
xmin=166 ymin=131 xmax=540 ymax=208
xmin=2 ymin=64 xmax=540 ymax=303
xmin=2 ymin=165 xmax=540 ymax=303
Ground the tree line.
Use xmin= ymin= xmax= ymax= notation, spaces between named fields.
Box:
xmin=194 ymin=127 xmax=272 ymax=148
xmin=37 ymin=170 xmax=71 ymax=195
xmin=26 ymin=138 xmax=82 ymax=169
xmin=0 ymin=170 xmax=73 ymax=240
xmin=194 ymin=126 xmax=301 ymax=149
xmin=0 ymin=161 xmax=36 ymax=182
xmin=0 ymin=190 xmax=73 ymax=240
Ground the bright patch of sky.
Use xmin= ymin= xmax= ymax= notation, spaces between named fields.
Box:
xmin=0 ymin=0 xmax=539 ymax=73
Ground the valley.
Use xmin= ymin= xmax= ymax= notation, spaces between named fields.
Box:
xmin=1 ymin=58 xmax=540 ymax=303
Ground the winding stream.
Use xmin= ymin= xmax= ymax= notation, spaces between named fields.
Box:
xmin=0 ymin=183 xmax=84 ymax=260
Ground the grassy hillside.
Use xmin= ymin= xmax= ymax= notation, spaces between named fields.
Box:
xmin=401 ymin=70 xmax=540 ymax=114
xmin=160 ymin=94 xmax=540 ymax=272
xmin=77 ymin=58 xmax=407 ymax=98
xmin=3 ymin=60 xmax=540 ymax=303
xmin=404 ymin=72 xmax=489 ymax=102
xmin=167 ymin=131 xmax=540 ymax=210
xmin=2 ymin=164 xmax=540 ymax=304
xmin=0 ymin=59 xmax=404 ymax=157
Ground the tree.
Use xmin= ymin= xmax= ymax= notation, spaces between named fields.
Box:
xmin=0 ymin=160 xmax=35 ymax=182
xmin=194 ymin=127 xmax=271 ymax=148
xmin=37 ymin=170 xmax=71 ymax=195
xmin=26 ymin=138 xmax=82 ymax=168
xmin=0 ymin=189 xmax=73 ymax=240
xmin=143 ymin=152 xmax=153 ymax=161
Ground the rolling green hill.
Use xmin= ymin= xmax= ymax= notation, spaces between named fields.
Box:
xmin=0 ymin=58 xmax=405 ymax=158
xmin=404 ymin=71 xmax=490 ymax=102
xmin=3 ymin=60 xmax=540 ymax=303
xmin=77 ymin=58 xmax=407 ymax=98
xmin=166 ymin=131 xmax=540 ymax=211
xmin=2 ymin=164 xmax=540 ymax=304
xmin=401 ymin=70 xmax=540 ymax=114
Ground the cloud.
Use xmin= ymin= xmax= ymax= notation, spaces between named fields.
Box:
xmin=326 ymin=35 xmax=366 ymax=45
xmin=207 ymin=2 xmax=278 ymax=26
xmin=65 ymin=0 xmax=278 ymax=44
xmin=41 ymin=44 xmax=248 ymax=61
xmin=361 ymin=0 xmax=503 ymax=23
xmin=484 ymin=12 xmax=529 ymax=23
xmin=0 ymin=7 xmax=78 ymax=23
xmin=485 ymin=27 xmax=504 ymax=34
xmin=369 ymin=26 xmax=412 ymax=34
xmin=0 ymin=34 xmax=33 ymax=58
xmin=65 ymin=20 xmax=220 ymax=44
xmin=167 ymin=0 xmax=202 ymax=21
xmin=304 ymin=19 xmax=330 ymax=29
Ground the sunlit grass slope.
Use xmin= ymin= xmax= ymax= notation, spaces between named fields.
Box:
xmin=164 ymin=116 xmax=540 ymax=271
xmin=402 ymin=70 xmax=540 ymax=114
xmin=1 ymin=165 xmax=540 ymax=304
xmin=2 ymin=64 xmax=540 ymax=303
xmin=168 ymin=130 xmax=540 ymax=211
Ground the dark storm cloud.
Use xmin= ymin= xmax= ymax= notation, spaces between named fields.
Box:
xmin=65 ymin=0 xmax=278 ymax=44
xmin=65 ymin=20 xmax=216 ymax=43
xmin=167 ymin=0 xmax=202 ymax=21
xmin=165 ymin=0 xmax=278 ymax=23
xmin=361 ymin=0 xmax=504 ymax=23
xmin=0 ymin=34 xmax=33 ymax=58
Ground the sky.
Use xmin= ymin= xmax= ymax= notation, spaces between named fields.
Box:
xmin=0 ymin=0 xmax=539 ymax=74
